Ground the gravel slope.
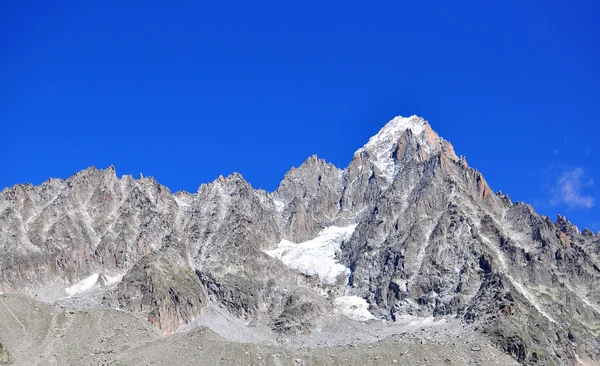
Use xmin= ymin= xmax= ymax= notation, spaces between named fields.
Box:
xmin=0 ymin=294 xmax=519 ymax=366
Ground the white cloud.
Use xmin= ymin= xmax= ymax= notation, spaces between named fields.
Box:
xmin=551 ymin=168 xmax=594 ymax=208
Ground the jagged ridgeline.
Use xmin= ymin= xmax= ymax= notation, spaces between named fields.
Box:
xmin=0 ymin=116 xmax=598 ymax=365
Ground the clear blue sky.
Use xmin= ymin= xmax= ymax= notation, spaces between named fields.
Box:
xmin=1 ymin=1 xmax=599 ymax=232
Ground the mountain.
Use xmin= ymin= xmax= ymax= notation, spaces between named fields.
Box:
xmin=0 ymin=115 xmax=598 ymax=365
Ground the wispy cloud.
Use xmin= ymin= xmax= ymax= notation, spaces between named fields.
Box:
xmin=550 ymin=168 xmax=594 ymax=208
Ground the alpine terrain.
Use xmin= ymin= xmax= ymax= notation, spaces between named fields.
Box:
xmin=0 ymin=116 xmax=598 ymax=365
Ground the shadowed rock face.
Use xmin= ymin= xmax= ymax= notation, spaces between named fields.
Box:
xmin=1 ymin=115 xmax=599 ymax=365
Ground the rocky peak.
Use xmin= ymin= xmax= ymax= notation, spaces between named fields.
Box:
xmin=214 ymin=172 xmax=246 ymax=186
xmin=496 ymin=190 xmax=513 ymax=207
xmin=358 ymin=115 xmax=432 ymax=151
xmin=353 ymin=116 xmax=432 ymax=179
xmin=274 ymin=155 xmax=344 ymax=242
xmin=358 ymin=115 xmax=457 ymax=158
xmin=555 ymin=214 xmax=579 ymax=235
xmin=349 ymin=116 xmax=462 ymax=188
xmin=300 ymin=154 xmax=339 ymax=172
xmin=276 ymin=155 xmax=341 ymax=196
xmin=581 ymin=228 xmax=594 ymax=237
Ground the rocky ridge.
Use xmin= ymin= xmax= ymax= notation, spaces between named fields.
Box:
xmin=0 ymin=115 xmax=598 ymax=365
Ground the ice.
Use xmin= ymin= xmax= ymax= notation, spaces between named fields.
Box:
xmin=64 ymin=273 xmax=124 ymax=296
xmin=334 ymin=296 xmax=375 ymax=321
xmin=65 ymin=273 xmax=100 ymax=296
xmin=266 ymin=225 xmax=379 ymax=322
xmin=265 ymin=224 xmax=357 ymax=285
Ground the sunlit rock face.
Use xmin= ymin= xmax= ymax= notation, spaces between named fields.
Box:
xmin=1 ymin=115 xmax=598 ymax=365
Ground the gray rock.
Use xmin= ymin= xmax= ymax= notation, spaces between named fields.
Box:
xmin=0 ymin=342 xmax=10 ymax=365
xmin=0 ymin=115 xmax=598 ymax=365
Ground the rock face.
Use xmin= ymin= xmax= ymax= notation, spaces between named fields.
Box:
xmin=115 ymin=245 xmax=208 ymax=336
xmin=0 ymin=115 xmax=598 ymax=364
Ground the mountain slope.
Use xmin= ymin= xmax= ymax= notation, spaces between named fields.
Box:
xmin=0 ymin=115 xmax=598 ymax=365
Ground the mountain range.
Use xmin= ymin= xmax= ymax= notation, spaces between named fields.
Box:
xmin=0 ymin=116 xmax=598 ymax=365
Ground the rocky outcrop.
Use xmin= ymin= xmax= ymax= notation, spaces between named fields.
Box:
xmin=275 ymin=155 xmax=343 ymax=242
xmin=0 ymin=342 xmax=10 ymax=365
xmin=115 ymin=244 xmax=208 ymax=336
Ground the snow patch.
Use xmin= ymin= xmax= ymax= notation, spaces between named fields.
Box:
xmin=65 ymin=274 xmax=99 ymax=296
xmin=272 ymin=198 xmax=285 ymax=213
xmin=392 ymin=314 xmax=445 ymax=328
xmin=265 ymin=224 xmax=357 ymax=285
xmin=334 ymin=296 xmax=375 ymax=321
xmin=65 ymin=273 xmax=123 ymax=296
xmin=104 ymin=273 xmax=124 ymax=285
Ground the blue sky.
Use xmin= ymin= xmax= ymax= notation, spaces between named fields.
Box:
xmin=1 ymin=1 xmax=599 ymax=232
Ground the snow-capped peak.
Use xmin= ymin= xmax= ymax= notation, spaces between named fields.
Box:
xmin=354 ymin=115 xmax=440 ymax=184
xmin=361 ymin=115 xmax=428 ymax=151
